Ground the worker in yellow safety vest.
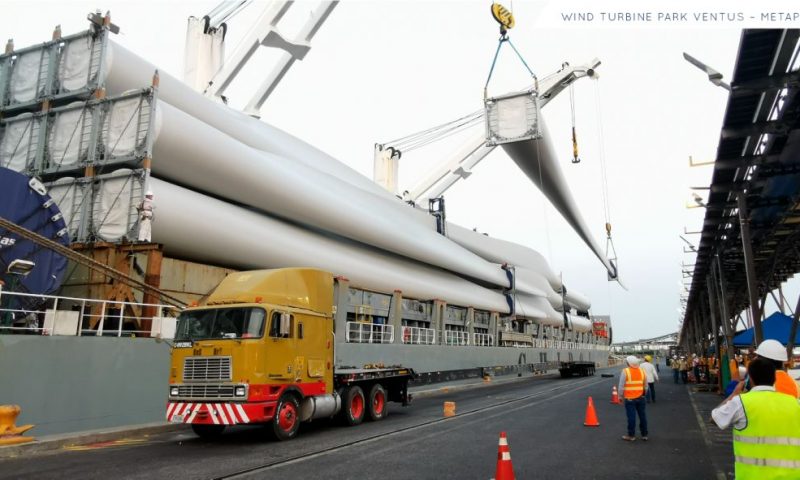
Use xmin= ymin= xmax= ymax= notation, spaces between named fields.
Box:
xmin=618 ymin=355 xmax=648 ymax=442
xmin=754 ymin=339 xmax=799 ymax=398
xmin=712 ymin=357 xmax=800 ymax=479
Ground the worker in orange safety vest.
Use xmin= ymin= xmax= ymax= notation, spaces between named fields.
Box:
xmin=618 ymin=355 xmax=649 ymax=442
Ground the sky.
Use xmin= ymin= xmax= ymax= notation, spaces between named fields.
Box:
xmin=2 ymin=0 xmax=798 ymax=342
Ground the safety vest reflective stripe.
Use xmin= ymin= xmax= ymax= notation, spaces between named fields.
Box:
xmin=735 ymin=456 xmax=800 ymax=468
xmin=734 ymin=434 xmax=800 ymax=446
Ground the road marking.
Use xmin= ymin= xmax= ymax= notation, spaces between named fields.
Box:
xmin=64 ymin=438 xmax=149 ymax=451
xmin=688 ymin=388 xmax=727 ymax=480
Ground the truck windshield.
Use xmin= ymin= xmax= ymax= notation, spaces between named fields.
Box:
xmin=175 ymin=307 xmax=266 ymax=341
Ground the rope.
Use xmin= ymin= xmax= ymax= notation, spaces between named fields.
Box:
xmin=216 ymin=0 xmax=251 ymax=25
xmin=398 ymin=115 xmax=484 ymax=152
xmin=385 ymin=109 xmax=483 ymax=148
xmin=0 ymin=216 xmax=185 ymax=308
xmin=569 ymin=82 xmax=579 ymax=164
xmin=589 ymin=78 xmax=620 ymax=279
xmin=593 ymin=79 xmax=611 ymax=226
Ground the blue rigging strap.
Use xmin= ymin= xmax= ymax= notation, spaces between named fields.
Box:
xmin=484 ymin=34 xmax=536 ymax=93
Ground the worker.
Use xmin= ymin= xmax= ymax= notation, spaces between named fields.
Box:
xmin=641 ymin=354 xmax=659 ymax=403
xmin=137 ymin=191 xmax=155 ymax=242
xmin=692 ymin=353 xmax=701 ymax=383
xmin=711 ymin=357 xmax=800 ymax=479
xmin=679 ymin=356 xmax=690 ymax=384
xmin=672 ymin=355 xmax=680 ymax=384
xmin=754 ymin=339 xmax=799 ymax=398
xmin=619 ymin=355 xmax=648 ymax=441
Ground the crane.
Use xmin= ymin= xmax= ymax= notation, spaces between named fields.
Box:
xmin=372 ymin=59 xmax=600 ymax=203
xmin=184 ymin=0 xmax=338 ymax=116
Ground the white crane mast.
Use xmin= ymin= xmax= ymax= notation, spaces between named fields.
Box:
xmin=185 ymin=1 xmax=338 ymax=116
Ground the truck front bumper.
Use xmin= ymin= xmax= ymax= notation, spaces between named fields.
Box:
xmin=166 ymin=401 xmax=276 ymax=425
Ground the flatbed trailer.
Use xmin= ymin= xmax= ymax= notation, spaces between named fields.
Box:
xmin=558 ymin=361 xmax=596 ymax=378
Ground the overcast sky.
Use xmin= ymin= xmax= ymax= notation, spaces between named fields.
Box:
xmin=3 ymin=1 xmax=798 ymax=341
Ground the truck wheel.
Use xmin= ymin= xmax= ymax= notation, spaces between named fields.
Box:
xmin=367 ymin=384 xmax=388 ymax=421
xmin=343 ymin=386 xmax=365 ymax=426
xmin=271 ymin=394 xmax=301 ymax=441
xmin=191 ymin=424 xmax=225 ymax=439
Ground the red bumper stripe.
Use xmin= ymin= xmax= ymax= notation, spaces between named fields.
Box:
xmin=166 ymin=401 xmax=272 ymax=425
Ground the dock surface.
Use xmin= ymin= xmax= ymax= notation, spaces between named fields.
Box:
xmin=0 ymin=364 xmax=733 ymax=479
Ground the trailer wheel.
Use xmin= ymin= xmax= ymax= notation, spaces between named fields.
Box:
xmin=343 ymin=386 xmax=365 ymax=426
xmin=367 ymin=384 xmax=388 ymax=421
xmin=191 ymin=424 xmax=225 ymax=439
xmin=271 ymin=394 xmax=301 ymax=441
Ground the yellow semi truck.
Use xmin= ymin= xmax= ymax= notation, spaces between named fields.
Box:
xmin=166 ymin=268 xmax=414 ymax=440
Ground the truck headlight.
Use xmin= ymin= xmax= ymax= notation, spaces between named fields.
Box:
xmin=235 ymin=386 xmax=246 ymax=397
xmin=170 ymin=386 xmax=179 ymax=397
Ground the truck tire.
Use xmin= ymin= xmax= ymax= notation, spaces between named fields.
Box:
xmin=191 ymin=424 xmax=225 ymax=439
xmin=367 ymin=384 xmax=388 ymax=421
xmin=343 ymin=385 xmax=366 ymax=426
xmin=271 ymin=394 xmax=301 ymax=441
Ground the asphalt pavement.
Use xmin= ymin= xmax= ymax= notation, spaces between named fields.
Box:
xmin=0 ymin=365 xmax=733 ymax=479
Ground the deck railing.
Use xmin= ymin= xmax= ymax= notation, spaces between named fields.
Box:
xmin=0 ymin=290 xmax=179 ymax=337
xmin=401 ymin=326 xmax=436 ymax=345
xmin=345 ymin=321 xmax=394 ymax=344
xmin=473 ymin=332 xmax=494 ymax=346
xmin=444 ymin=330 xmax=470 ymax=346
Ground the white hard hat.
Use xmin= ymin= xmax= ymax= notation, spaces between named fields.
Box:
xmin=626 ymin=355 xmax=640 ymax=366
xmin=755 ymin=339 xmax=788 ymax=362
xmin=146 ymin=190 xmax=154 ymax=197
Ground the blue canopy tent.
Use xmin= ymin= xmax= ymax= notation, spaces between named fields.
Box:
xmin=733 ymin=312 xmax=800 ymax=347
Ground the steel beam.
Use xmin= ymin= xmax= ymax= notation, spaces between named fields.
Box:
xmin=713 ymin=254 xmax=734 ymax=349
xmin=737 ymin=192 xmax=763 ymax=344
xmin=788 ymin=291 xmax=800 ymax=361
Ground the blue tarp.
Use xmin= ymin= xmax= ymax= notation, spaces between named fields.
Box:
xmin=733 ymin=312 xmax=800 ymax=346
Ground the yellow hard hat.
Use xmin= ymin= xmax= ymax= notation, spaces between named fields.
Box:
xmin=644 ymin=355 xmax=652 ymax=362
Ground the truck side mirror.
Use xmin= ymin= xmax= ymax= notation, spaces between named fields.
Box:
xmin=280 ymin=313 xmax=291 ymax=337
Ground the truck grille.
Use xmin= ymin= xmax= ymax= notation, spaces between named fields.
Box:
xmin=183 ymin=356 xmax=232 ymax=381
xmin=176 ymin=384 xmax=235 ymax=399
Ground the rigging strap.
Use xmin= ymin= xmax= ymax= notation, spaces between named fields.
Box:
xmin=484 ymin=34 xmax=536 ymax=96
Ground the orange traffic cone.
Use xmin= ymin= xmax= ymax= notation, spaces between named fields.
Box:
xmin=583 ymin=396 xmax=600 ymax=427
xmin=494 ymin=432 xmax=515 ymax=480
xmin=610 ymin=386 xmax=621 ymax=404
